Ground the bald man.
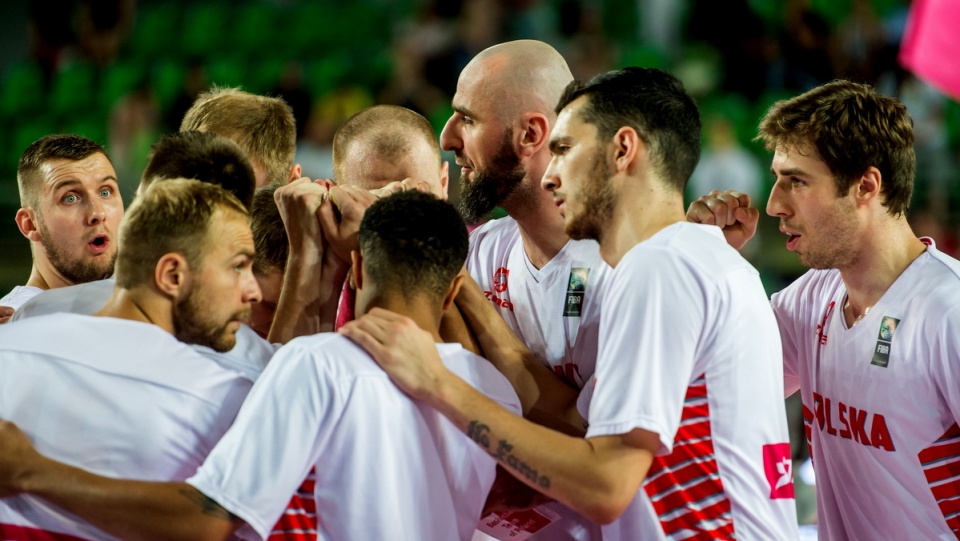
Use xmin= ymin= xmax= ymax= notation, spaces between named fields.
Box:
xmin=440 ymin=40 xmax=608 ymax=541
xmin=265 ymin=104 xmax=450 ymax=343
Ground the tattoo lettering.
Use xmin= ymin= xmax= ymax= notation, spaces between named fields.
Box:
xmin=179 ymin=488 xmax=240 ymax=522
xmin=494 ymin=440 xmax=551 ymax=489
xmin=467 ymin=421 xmax=491 ymax=449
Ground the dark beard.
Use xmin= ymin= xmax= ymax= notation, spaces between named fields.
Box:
xmin=38 ymin=219 xmax=115 ymax=284
xmin=172 ymin=285 xmax=246 ymax=353
xmin=457 ymin=131 xmax=525 ymax=225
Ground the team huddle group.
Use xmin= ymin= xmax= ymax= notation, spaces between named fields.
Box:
xmin=0 ymin=39 xmax=957 ymax=541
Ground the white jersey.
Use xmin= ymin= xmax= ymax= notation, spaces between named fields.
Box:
xmin=0 ymin=314 xmax=253 ymax=540
xmin=772 ymin=239 xmax=960 ymax=541
xmin=12 ymin=279 xmax=276 ymax=381
xmin=586 ymin=222 xmax=799 ymax=541
xmin=188 ymin=335 xmax=522 ymax=541
xmin=467 ymin=216 xmax=609 ymax=390
xmin=0 ymin=285 xmax=43 ymax=311
xmin=468 ymin=217 xmax=609 ymax=541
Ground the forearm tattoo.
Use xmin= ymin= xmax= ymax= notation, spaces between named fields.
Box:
xmin=468 ymin=421 xmax=551 ymax=489
xmin=179 ymin=488 xmax=241 ymax=522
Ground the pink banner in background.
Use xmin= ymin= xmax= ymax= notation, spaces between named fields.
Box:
xmin=899 ymin=0 xmax=960 ymax=101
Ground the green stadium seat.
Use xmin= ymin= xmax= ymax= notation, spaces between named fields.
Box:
xmin=0 ymin=61 xmax=45 ymax=118
xmin=232 ymin=3 xmax=279 ymax=56
xmin=181 ymin=3 xmax=229 ymax=58
xmin=48 ymin=63 xmax=97 ymax=117
xmin=128 ymin=3 xmax=181 ymax=60
xmin=151 ymin=61 xmax=186 ymax=111
xmin=99 ymin=61 xmax=147 ymax=111
xmin=207 ymin=58 xmax=247 ymax=89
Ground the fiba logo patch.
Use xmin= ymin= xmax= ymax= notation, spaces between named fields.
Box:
xmin=493 ymin=267 xmax=509 ymax=293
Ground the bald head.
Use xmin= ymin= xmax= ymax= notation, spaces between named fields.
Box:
xmin=333 ymin=105 xmax=448 ymax=197
xmin=462 ymin=40 xmax=573 ymax=122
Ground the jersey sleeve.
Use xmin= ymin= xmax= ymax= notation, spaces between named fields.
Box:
xmin=771 ymin=293 xmax=802 ymax=398
xmin=584 ymin=246 xmax=706 ymax=455
xmin=187 ymin=340 xmax=340 ymax=540
xmin=932 ymin=304 xmax=960 ymax=425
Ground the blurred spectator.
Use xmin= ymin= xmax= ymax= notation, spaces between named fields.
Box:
xmin=75 ymin=0 xmax=134 ymax=68
xmin=688 ymin=114 xmax=763 ymax=204
xmin=108 ymin=77 xmax=160 ymax=201
xmin=831 ymin=0 xmax=887 ymax=83
xmin=296 ymin=86 xmax=374 ymax=180
xmin=271 ymin=61 xmax=313 ymax=140
xmin=777 ymin=0 xmax=834 ymax=91
xmin=165 ymin=60 xmax=208 ymax=133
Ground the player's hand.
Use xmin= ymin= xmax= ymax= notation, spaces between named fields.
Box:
xmin=339 ymin=308 xmax=447 ymax=403
xmin=0 ymin=419 xmax=38 ymax=496
xmin=318 ymin=185 xmax=379 ymax=262
xmin=370 ymin=178 xmax=432 ymax=199
xmin=0 ymin=306 xmax=13 ymax=325
xmin=274 ymin=178 xmax=330 ymax=251
xmin=686 ymin=190 xmax=759 ymax=250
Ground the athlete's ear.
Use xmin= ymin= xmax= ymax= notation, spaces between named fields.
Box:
xmin=613 ymin=126 xmax=642 ymax=175
xmin=517 ymin=112 xmax=549 ymax=159
xmin=854 ymin=166 xmax=881 ymax=206
xmin=439 ymin=160 xmax=450 ymax=199
xmin=288 ymin=163 xmax=303 ymax=183
xmin=351 ymin=250 xmax=363 ymax=291
xmin=155 ymin=253 xmax=189 ymax=299
xmin=441 ymin=274 xmax=465 ymax=312
xmin=14 ymin=208 xmax=40 ymax=242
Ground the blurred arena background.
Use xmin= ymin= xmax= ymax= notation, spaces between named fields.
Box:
xmin=0 ymin=1 xmax=957 ymax=532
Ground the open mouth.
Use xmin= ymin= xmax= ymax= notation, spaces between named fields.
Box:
xmin=786 ymin=234 xmax=800 ymax=251
xmin=89 ymin=235 xmax=109 ymax=253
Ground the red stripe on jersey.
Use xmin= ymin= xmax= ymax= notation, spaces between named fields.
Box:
xmin=0 ymin=525 xmax=89 ymax=541
xmin=268 ymin=467 xmax=319 ymax=540
xmin=643 ymin=375 xmax=734 ymax=540
xmin=919 ymin=424 xmax=960 ymax=538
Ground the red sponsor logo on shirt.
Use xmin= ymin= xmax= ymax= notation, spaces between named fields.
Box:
xmin=762 ymin=443 xmax=795 ymax=499
xmin=816 ymin=301 xmax=835 ymax=346
xmin=493 ymin=267 xmax=509 ymax=293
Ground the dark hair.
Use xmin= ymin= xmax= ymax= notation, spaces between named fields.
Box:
xmin=140 ymin=131 xmax=256 ymax=209
xmin=555 ymin=67 xmax=701 ymax=192
xmin=18 ymin=134 xmax=111 ymax=208
xmin=757 ymin=80 xmax=915 ymax=216
xmin=359 ymin=190 xmax=468 ymax=299
xmin=250 ymin=182 xmax=288 ymax=276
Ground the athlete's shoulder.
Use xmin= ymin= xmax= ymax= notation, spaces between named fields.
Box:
xmin=436 ymin=343 xmax=521 ymax=414
xmin=275 ymin=332 xmax=381 ymax=378
xmin=13 ymin=278 xmax=114 ymax=320
xmin=468 ymin=216 xmax=520 ymax=248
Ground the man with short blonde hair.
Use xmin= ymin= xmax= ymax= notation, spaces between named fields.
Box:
xmin=181 ymin=87 xmax=300 ymax=188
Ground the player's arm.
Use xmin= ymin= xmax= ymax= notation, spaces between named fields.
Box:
xmin=269 ymin=178 xmax=344 ymax=343
xmin=0 ymin=420 xmax=239 ymax=541
xmin=0 ymin=306 xmax=12 ymax=324
xmin=455 ymin=272 xmax=583 ymax=433
xmin=686 ymin=190 xmax=759 ymax=250
xmin=340 ymin=309 xmax=658 ymax=524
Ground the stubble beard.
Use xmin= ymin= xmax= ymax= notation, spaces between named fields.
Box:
xmin=37 ymin=215 xmax=115 ymax=284
xmin=172 ymin=283 xmax=247 ymax=353
xmin=564 ymin=151 xmax=615 ymax=242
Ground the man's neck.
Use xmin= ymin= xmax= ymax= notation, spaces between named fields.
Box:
xmin=501 ymin=179 xmax=570 ymax=270
xmin=94 ymin=287 xmax=174 ymax=334
xmin=364 ymin=293 xmax=444 ymax=343
xmin=599 ymin=187 xmax=686 ymax=268
xmin=24 ymin=260 xmax=67 ymax=291
xmin=838 ymin=218 xmax=926 ymax=313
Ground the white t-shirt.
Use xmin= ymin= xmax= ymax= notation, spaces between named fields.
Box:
xmin=467 ymin=216 xmax=610 ymax=390
xmin=0 ymin=285 xmax=43 ymax=311
xmin=772 ymin=239 xmax=960 ymax=541
xmin=586 ymin=222 xmax=799 ymax=541
xmin=12 ymin=278 xmax=277 ymax=381
xmin=188 ymin=335 xmax=522 ymax=541
xmin=0 ymin=314 xmax=253 ymax=540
